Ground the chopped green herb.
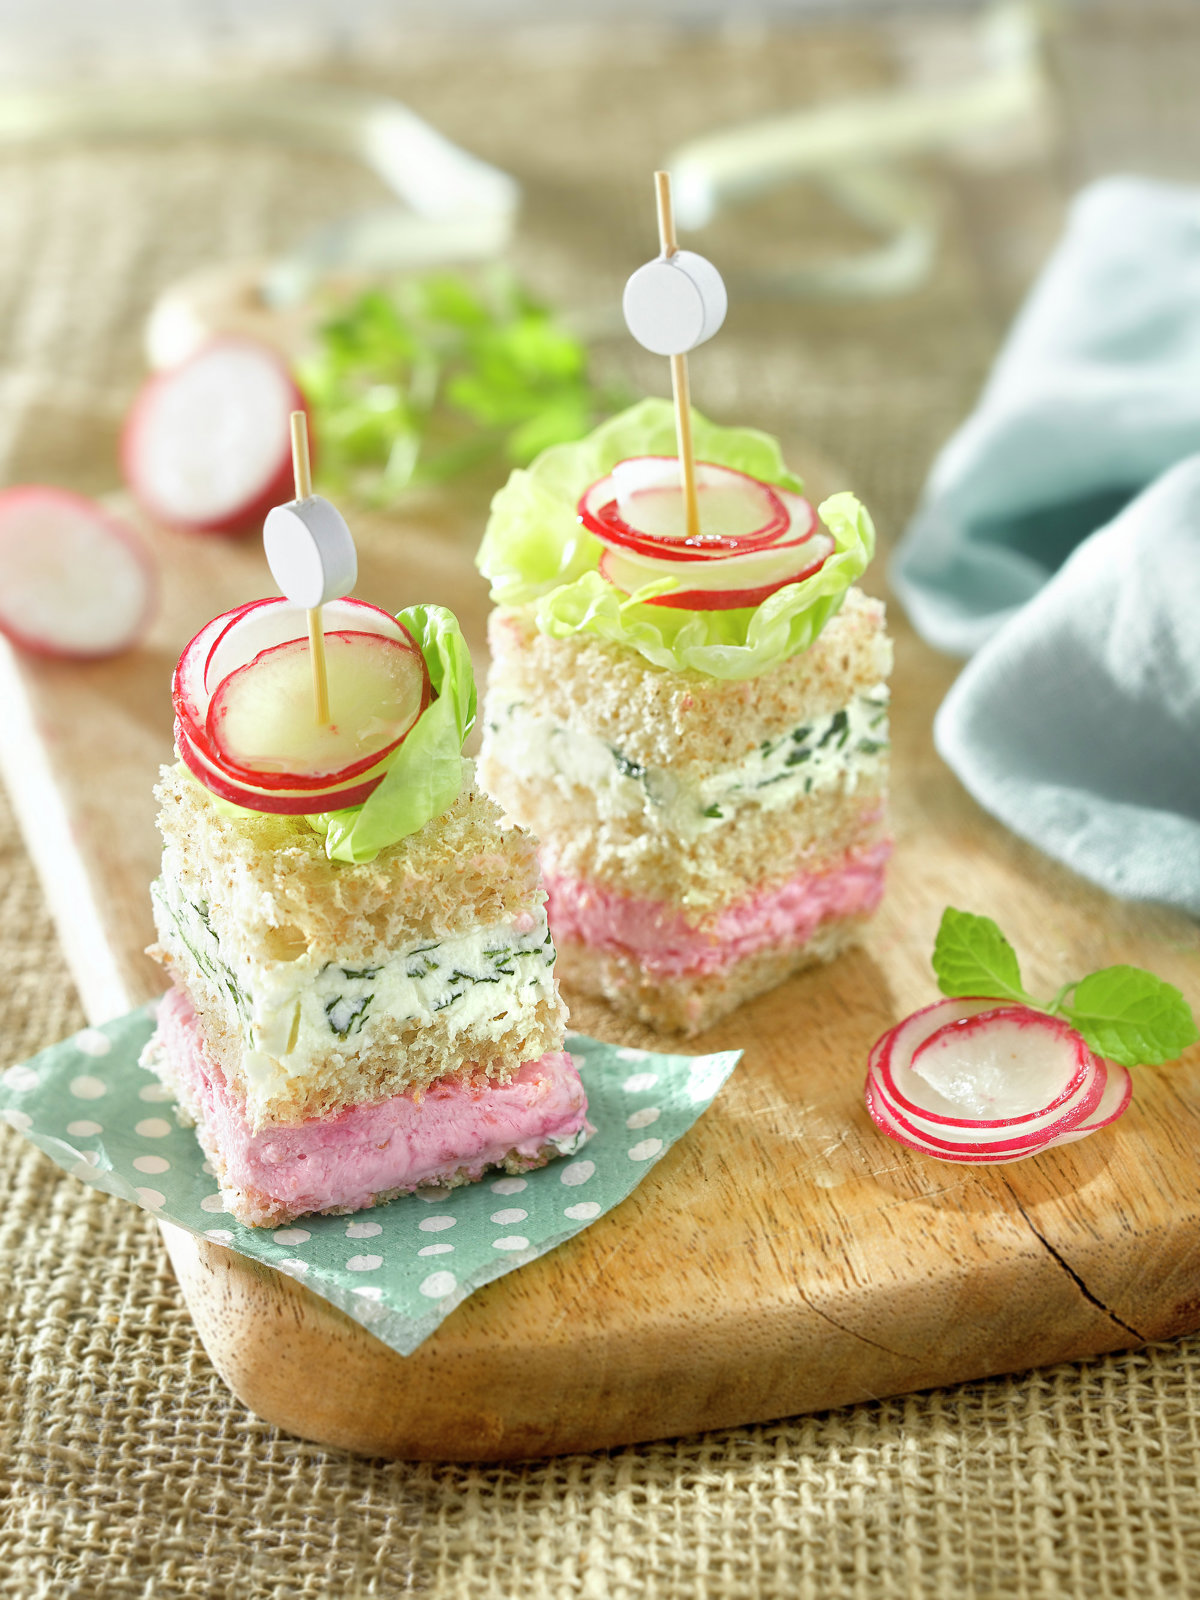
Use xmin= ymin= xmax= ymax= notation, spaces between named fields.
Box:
xmin=297 ymin=271 xmax=628 ymax=505
xmin=325 ymin=993 xmax=374 ymax=1039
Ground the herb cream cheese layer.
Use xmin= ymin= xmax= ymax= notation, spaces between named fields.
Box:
xmin=151 ymin=876 xmax=555 ymax=1107
xmin=482 ymin=687 xmax=889 ymax=840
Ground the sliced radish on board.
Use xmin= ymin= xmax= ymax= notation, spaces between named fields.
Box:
xmin=206 ymin=631 xmax=428 ymax=787
xmin=579 ymin=457 xmax=831 ymax=611
xmin=122 ymin=339 xmax=307 ymax=535
xmin=864 ymin=998 xmax=1132 ymax=1164
xmin=0 ymin=486 xmax=155 ymax=659
xmin=172 ymin=595 xmax=429 ymax=813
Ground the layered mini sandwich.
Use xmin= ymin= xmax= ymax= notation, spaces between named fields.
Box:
xmin=477 ymin=400 xmax=891 ymax=1034
xmin=141 ymin=593 xmax=588 ymax=1227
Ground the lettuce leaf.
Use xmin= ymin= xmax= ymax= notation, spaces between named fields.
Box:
xmin=306 ymin=604 xmax=477 ymax=863
xmin=476 ymin=397 xmax=874 ymax=680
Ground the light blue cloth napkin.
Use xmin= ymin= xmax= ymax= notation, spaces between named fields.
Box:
xmin=890 ymin=176 xmax=1200 ymax=918
xmin=893 ymin=176 xmax=1200 ymax=657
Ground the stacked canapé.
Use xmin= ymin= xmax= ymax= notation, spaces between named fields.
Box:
xmin=142 ymin=589 xmax=588 ymax=1227
xmin=477 ymin=400 xmax=891 ymax=1034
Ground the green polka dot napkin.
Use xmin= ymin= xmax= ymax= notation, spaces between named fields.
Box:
xmin=0 ymin=1005 xmax=739 ymax=1355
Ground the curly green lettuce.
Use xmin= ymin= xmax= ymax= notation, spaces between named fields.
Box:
xmin=476 ymin=397 xmax=874 ymax=680
xmin=306 ymin=603 xmax=477 ymax=863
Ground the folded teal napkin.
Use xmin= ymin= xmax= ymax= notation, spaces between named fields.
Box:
xmin=936 ymin=456 xmax=1200 ymax=916
xmin=893 ymin=176 xmax=1200 ymax=656
xmin=0 ymin=1005 xmax=740 ymax=1357
xmin=891 ymin=177 xmax=1200 ymax=918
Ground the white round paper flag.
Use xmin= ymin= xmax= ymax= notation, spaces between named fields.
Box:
xmin=263 ymin=496 xmax=358 ymax=609
xmin=622 ymin=249 xmax=727 ymax=357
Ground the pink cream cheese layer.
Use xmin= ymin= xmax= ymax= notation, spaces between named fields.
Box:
xmin=151 ymin=985 xmax=590 ymax=1224
xmin=544 ymin=839 xmax=891 ymax=978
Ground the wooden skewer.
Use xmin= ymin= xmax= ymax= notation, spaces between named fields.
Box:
xmin=654 ymin=170 xmax=701 ymax=543
xmin=289 ymin=411 xmax=330 ymax=726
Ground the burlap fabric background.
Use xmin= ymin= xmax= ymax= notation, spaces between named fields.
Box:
xmin=3 ymin=9 xmax=1200 ymax=1597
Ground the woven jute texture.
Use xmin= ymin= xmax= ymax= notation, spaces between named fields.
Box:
xmin=3 ymin=12 xmax=1200 ymax=1598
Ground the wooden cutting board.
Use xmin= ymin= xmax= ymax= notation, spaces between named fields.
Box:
xmin=3 ymin=490 xmax=1199 ymax=1463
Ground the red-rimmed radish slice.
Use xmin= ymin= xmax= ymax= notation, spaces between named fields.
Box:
xmin=904 ymin=1004 xmax=1095 ymax=1123
xmin=579 ymin=458 xmax=793 ymax=559
xmin=0 ymin=487 xmax=155 ymax=659
xmin=863 ymin=1077 xmax=1054 ymax=1166
xmin=864 ymin=998 xmax=1120 ymax=1164
xmin=202 ymin=596 xmax=411 ymax=698
xmin=122 ymin=339 xmax=307 ymax=535
xmin=599 ymin=527 xmax=833 ymax=611
xmin=176 ymin=719 xmax=389 ymax=814
xmin=173 ymin=601 xmax=258 ymax=750
xmin=205 ymin=630 xmax=428 ymax=789
xmin=1051 ymin=1061 xmax=1133 ymax=1144
xmin=867 ymin=1057 xmax=1103 ymax=1156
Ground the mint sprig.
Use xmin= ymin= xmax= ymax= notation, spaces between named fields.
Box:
xmin=931 ymin=907 xmax=1031 ymax=1006
xmin=931 ymin=908 xmax=1198 ymax=1069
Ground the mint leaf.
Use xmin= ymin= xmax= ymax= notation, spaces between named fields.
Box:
xmin=931 ymin=907 xmax=1030 ymax=1004
xmin=1062 ymin=965 xmax=1199 ymax=1067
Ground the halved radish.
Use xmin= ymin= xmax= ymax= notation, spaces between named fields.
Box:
xmin=0 ymin=486 xmax=155 ymax=659
xmin=579 ymin=457 xmax=832 ymax=612
xmin=122 ymin=339 xmax=307 ymax=536
xmin=864 ymin=998 xmax=1132 ymax=1165
xmin=205 ymin=631 xmax=428 ymax=788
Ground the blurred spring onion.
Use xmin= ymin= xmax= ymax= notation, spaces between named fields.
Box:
xmin=296 ymin=272 xmax=627 ymax=502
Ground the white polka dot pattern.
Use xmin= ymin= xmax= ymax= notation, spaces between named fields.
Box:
xmin=0 ymin=1005 xmax=740 ymax=1359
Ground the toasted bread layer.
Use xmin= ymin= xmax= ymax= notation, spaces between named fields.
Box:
xmin=150 ymin=762 xmax=567 ymax=1127
xmin=485 ymin=587 xmax=891 ymax=775
xmin=489 ymin=769 xmax=886 ymax=912
xmin=154 ymin=760 xmax=542 ymax=966
xmin=556 ymin=917 xmax=870 ymax=1035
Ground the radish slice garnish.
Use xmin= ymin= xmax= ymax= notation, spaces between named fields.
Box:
xmin=1052 ymin=1062 xmax=1133 ymax=1144
xmin=0 ymin=487 xmax=155 ymax=659
xmin=122 ymin=339 xmax=306 ymax=536
xmin=594 ymin=457 xmax=791 ymax=555
xmin=205 ymin=631 xmax=427 ymax=787
xmin=864 ymin=998 xmax=1133 ymax=1164
xmin=173 ymin=595 xmax=430 ymax=812
xmin=907 ymin=1005 xmax=1094 ymax=1122
xmin=579 ymin=458 xmax=830 ymax=611
xmin=176 ymin=719 xmax=389 ymax=815
xmin=202 ymin=596 xmax=410 ymax=697
xmin=599 ymin=529 xmax=834 ymax=610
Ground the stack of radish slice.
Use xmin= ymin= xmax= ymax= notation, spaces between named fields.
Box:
xmin=865 ymin=998 xmax=1133 ymax=1164
xmin=578 ymin=457 xmax=834 ymax=610
xmin=174 ymin=596 xmax=430 ymax=814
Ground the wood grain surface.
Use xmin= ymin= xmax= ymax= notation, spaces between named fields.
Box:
xmin=2 ymin=489 xmax=1199 ymax=1462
